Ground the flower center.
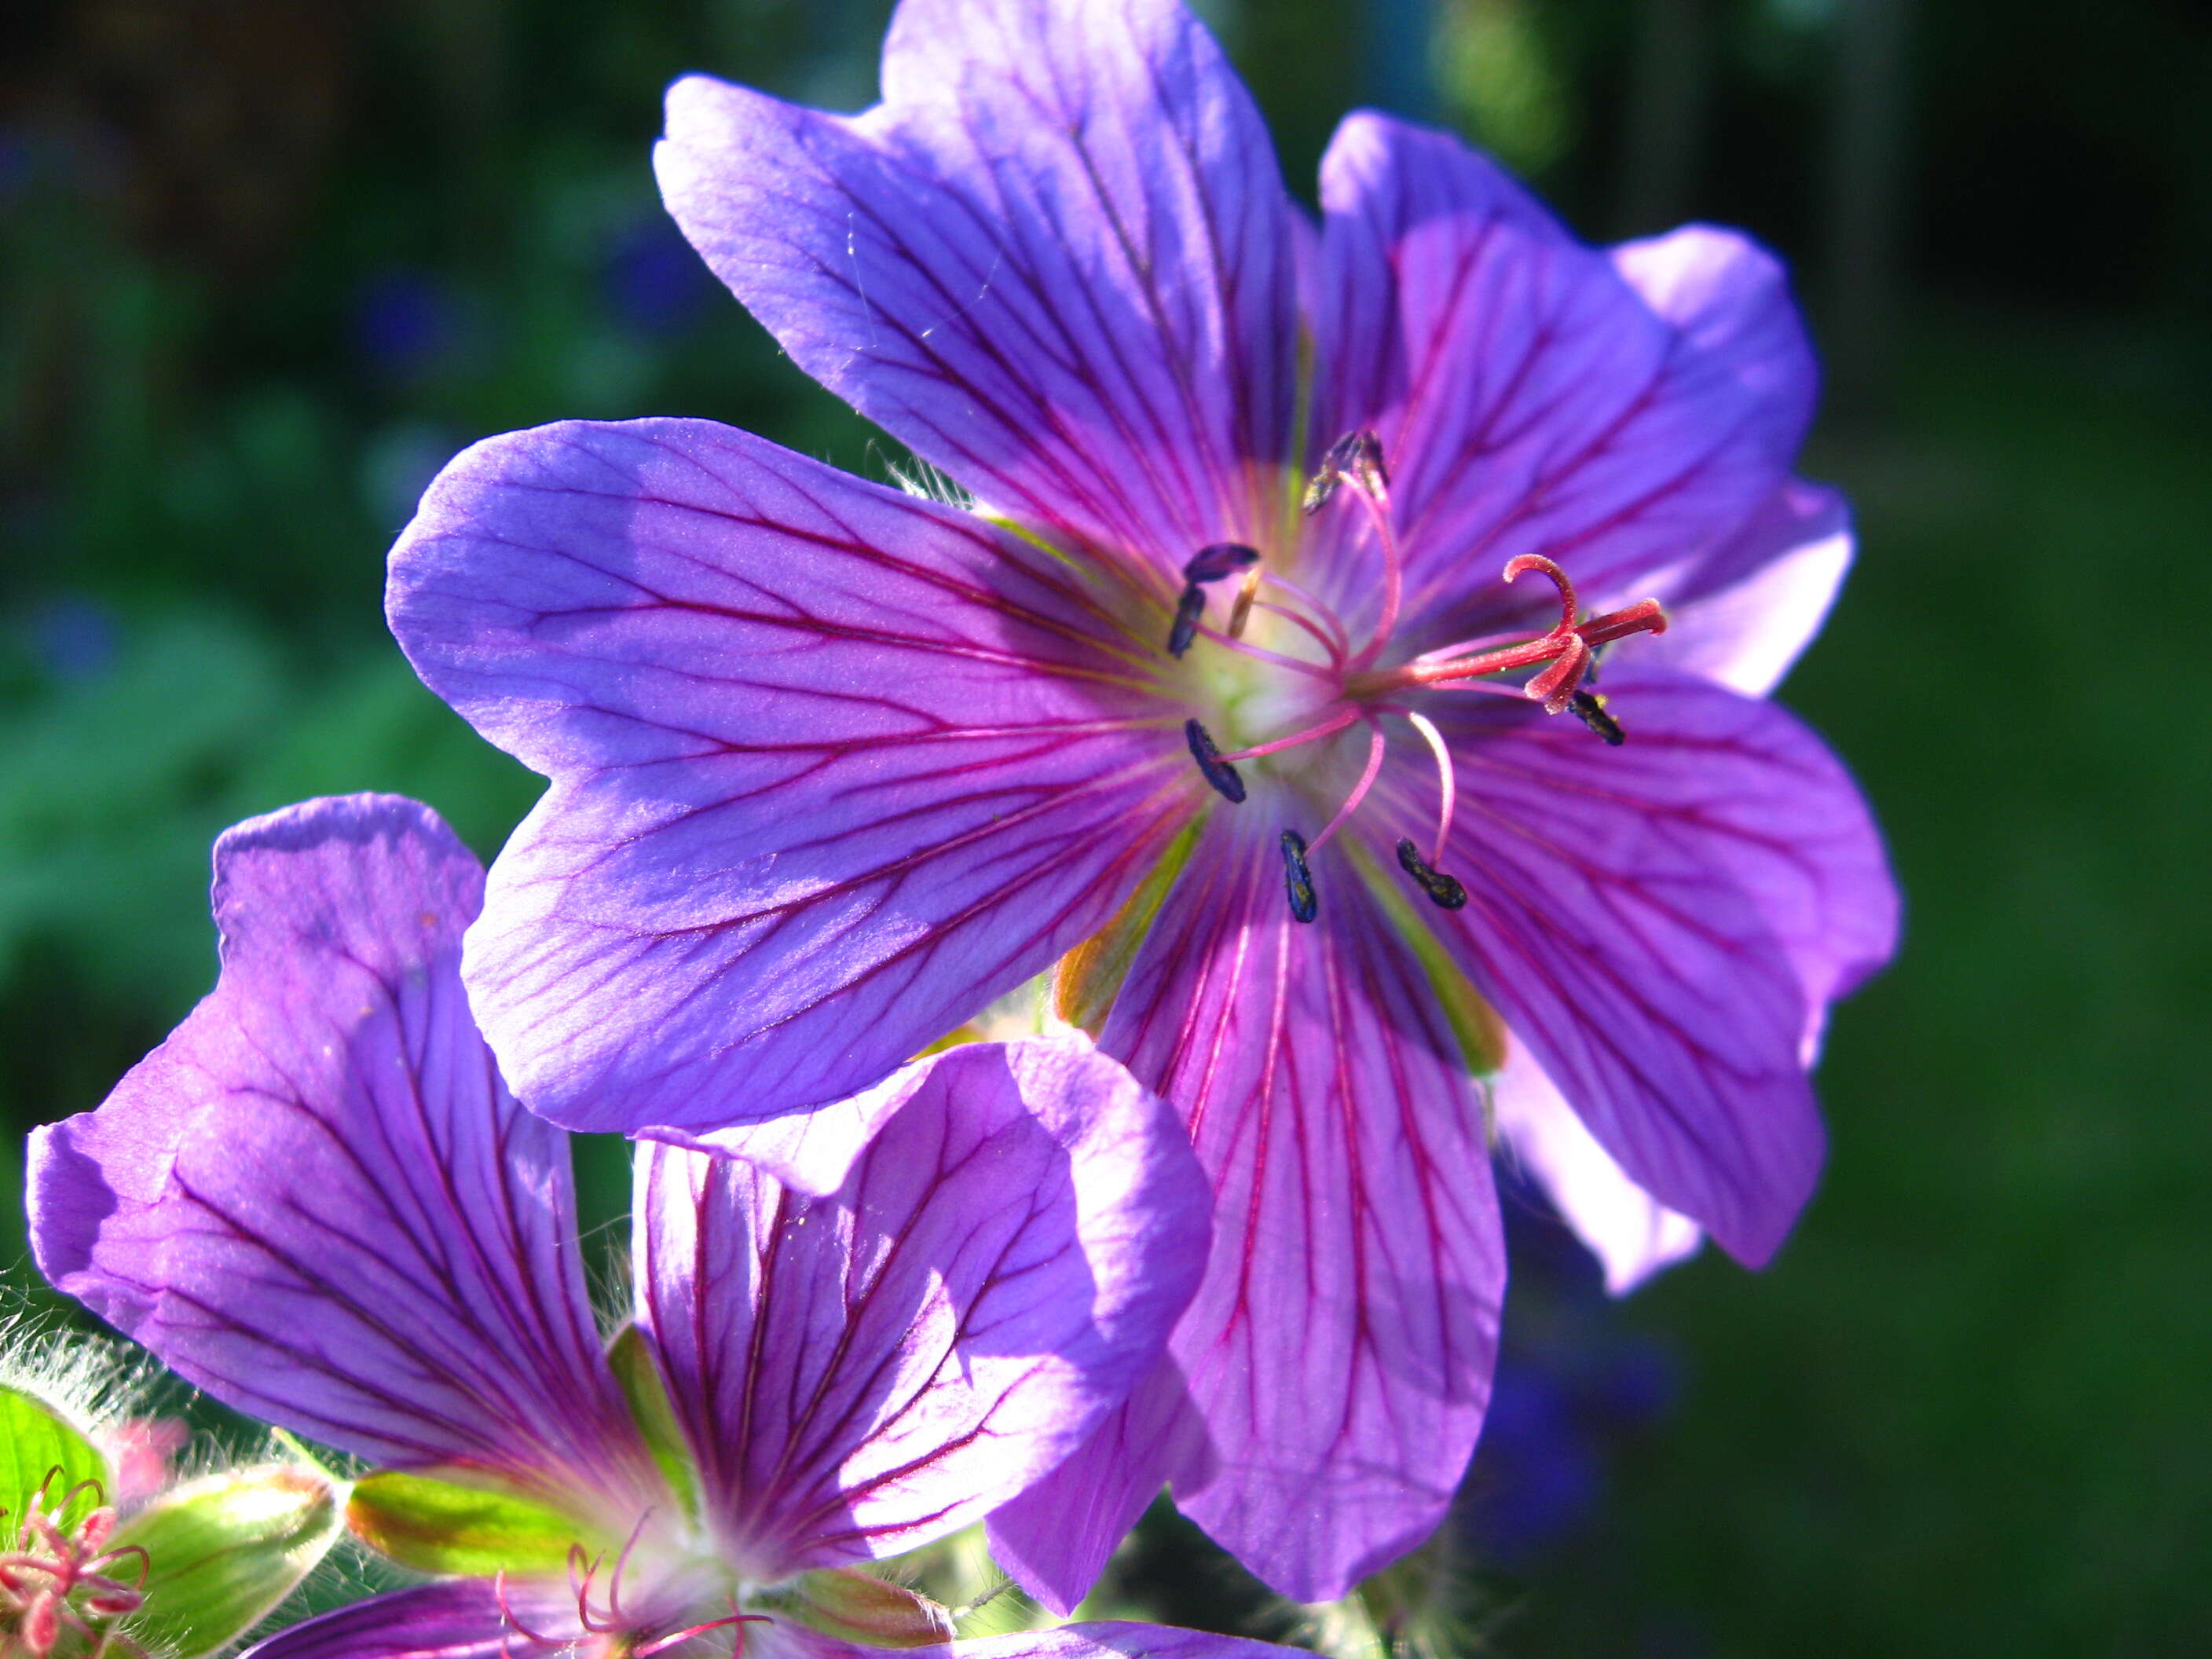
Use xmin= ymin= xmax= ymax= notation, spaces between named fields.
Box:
xmin=1170 ymin=430 xmax=1668 ymax=924
xmin=1 ymin=1472 xmax=148 ymax=1659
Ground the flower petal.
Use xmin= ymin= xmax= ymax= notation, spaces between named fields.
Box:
xmin=1492 ymin=1041 xmax=1701 ymax=1295
xmin=388 ymin=418 xmax=1192 ymax=1167
xmin=1416 ymin=667 xmax=1895 ymax=1264
xmin=775 ymin=1624 xmax=1304 ymax=1659
xmin=1309 ymin=114 xmax=1813 ymax=635
xmin=27 ymin=796 xmax=645 ymax=1503
xmin=631 ymin=1038 xmax=1210 ymax=1576
xmin=1611 ymin=477 xmax=1855 ymax=698
xmin=999 ymin=823 xmax=1506 ymax=1604
xmin=238 ymin=1582 xmax=576 ymax=1659
xmin=654 ymin=0 xmax=1299 ymax=577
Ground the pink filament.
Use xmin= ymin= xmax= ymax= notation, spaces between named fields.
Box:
xmin=1404 ymin=711 xmax=1458 ymax=866
xmin=1306 ymin=720 xmax=1388 ymax=855
xmin=1346 ymin=485 xmax=1407 ymax=672
xmin=1214 ymin=704 xmax=1361 ymax=762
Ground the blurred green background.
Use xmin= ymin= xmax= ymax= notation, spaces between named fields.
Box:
xmin=4 ymin=1 xmax=2208 ymax=1654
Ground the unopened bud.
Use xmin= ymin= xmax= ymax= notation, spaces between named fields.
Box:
xmin=785 ymin=1568 xmax=956 ymax=1650
xmin=110 ymin=1465 xmax=345 ymax=1658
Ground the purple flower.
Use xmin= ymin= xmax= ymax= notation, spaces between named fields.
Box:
xmin=383 ymin=0 xmax=1897 ymax=1606
xmin=26 ymin=794 xmax=1288 ymax=1659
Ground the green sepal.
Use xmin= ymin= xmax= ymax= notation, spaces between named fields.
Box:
xmin=346 ymin=1468 xmax=603 ymax=1578
xmin=1053 ymin=817 xmax=1203 ymax=1035
xmin=0 ymin=1382 xmax=112 ymax=1531
xmin=605 ymin=1323 xmax=701 ymax=1523
xmin=766 ymin=1569 xmax=956 ymax=1650
xmin=111 ymin=1464 xmax=345 ymax=1658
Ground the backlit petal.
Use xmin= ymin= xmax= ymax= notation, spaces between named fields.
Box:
xmin=998 ymin=821 xmax=1505 ymax=1605
xmin=1417 ymin=668 xmax=1895 ymax=1263
xmin=773 ymin=1624 xmax=1303 ymax=1659
xmin=239 ymin=1582 xmax=576 ymax=1659
xmin=389 ymin=419 xmax=1192 ymax=1171
xmin=1309 ymin=114 xmax=1812 ymax=639
xmin=632 ymin=1038 xmax=1209 ymax=1576
xmin=1492 ymin=1042 xmax=1701 ymax=1295
xmin=1611 ymin=477 xmax=1855 ymax=698
xmin=27 ymin=796 xmax=646 ymax=1506
xmin=655 ymin=0 xmax=1298 ymax=578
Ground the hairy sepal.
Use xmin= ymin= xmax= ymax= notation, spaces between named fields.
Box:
xmin=112 ymin=1464 xmax=345 ymax=1657
xmin=346 ymin=1469 xmax=607 ymax=1578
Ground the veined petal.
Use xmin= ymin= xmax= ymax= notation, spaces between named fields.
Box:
xmin=631 ymin=1038 xmax=1210 ymax=1577
xmin=984 ymin=1356 xmax=1202 ymax=1617
xmin=654 ymin=0 xmax=1299 ymax=579
xmin=999 ymin=824 xmax=1506 ymax=1605
xmin=1309 ymin=114 xmax=1811 ymax=638
xmin=1492 ymin=1042 xmax=1701 ymax=1295
xmin=389 ymin=418 xmax=1193 ymax=1164
xmin=1417 ymin=668 xmax=1895 ymax=1263
xmin=27 ymin=796 xmax=646 ymax=1505
xmin=1612 ymin=477 xmax=1855 ymax=698
xmin=238 ymin=1581 xmax=577 ymax=1659
xmin=773 ymin=1624 xmax=1304 ymax=1659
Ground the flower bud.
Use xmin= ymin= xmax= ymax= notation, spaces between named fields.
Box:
xmin=783 ymin=1568 xmax=958 ymax=1650
xmin=108 ymin=1464 xmax=345 ymax=1657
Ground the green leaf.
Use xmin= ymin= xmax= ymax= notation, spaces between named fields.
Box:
xmin=346 ymin=1469 xmax=602 ymax=1577
xmin=0 ymin=1383 xmax=112 ymax=1533
xmin=606 ymin=1323 xmax=701 ymax=1522
xmin=112 ymin=1464 xmax=346 ymax=1658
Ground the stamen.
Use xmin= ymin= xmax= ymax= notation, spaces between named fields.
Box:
xmin=1185 ymin=542 xmax=1262 ymax=584
xmin=1404 ymin=711 xmax=1458 ymax=866
xmin=1344 ymin=482 xmax=1406 ymax=672
xmin=1185 ymin=720 xmax=1247 ymax=804
xmin=1302 ymin=430 xmax=1390 ymax=515
xmin=1250 ymin=599 xmax=1348 ymax=665
xmin=1214 ymin=705 xmax=1359 ymax=762
xmin=1169 ymin=543 xmax=1263 ymax=657
xmin=1569 ymin=689 xmax=1625 ymax=745
xmin=1257 ymin=570 xmax=1353 ymax=657
xmin=1166 ymin=584 xmax=1206 ymax=657
xmin=1395 ymin=839 xmax=1467 ymax=910
xmin=1280 ymin=830 xmax=1317 ymax=923
xmin=1304 ymin=721 xmax=1386 ymax=855
xmin=635 ymin=1611 xmax=772 ymax=1658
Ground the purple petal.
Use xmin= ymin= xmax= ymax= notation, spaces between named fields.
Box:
xmin=1309 ymin=114 xmax=1813 ymax=635
xmin=631 ymin=1038 xmax=1210 ymax=1576
xmin=1493 ymin=1042 xmax=1701 ymax=1295
xmin=238 ymin=1582 xmax=575 ymax=1659
xmin=654 ymin=0 xmax=1298 ymax=577
xmin=1614 ymin=477 xmax=1855 ymax=698
xmin=389 ymin=418 xmax=1193 ymax=1166
xmin=985 ymin=1353 xmax=1203 ymax=1617
xmin=27 ymin=796 xmax=646 ymax=1503
xmin=1416 ymin=667 xmax=1896 ymax=1264
xmin=998 ymin=822 xmax=1506 ymax=1605
xmin=778 ymin=1624 xmax=1304 ymax=1659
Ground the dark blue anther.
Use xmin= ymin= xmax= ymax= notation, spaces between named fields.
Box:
xmin=1395 ymin=838 xmax=1467 ymax=910
xmin=1569 ymin=690 xmax=1625 ymax=746
xmin=1185 ymin=719 xmax=1247 ymax=804
xmin=1166 ymin=584 xmax=1207 ymax=657
xmin=1280 ymin=830 xmax=1318 ymax=923
xmin=1184 ymin=541 xmax=1262 ymax=584
xmin=1301 ymin=430 xmax=1390 ymax=515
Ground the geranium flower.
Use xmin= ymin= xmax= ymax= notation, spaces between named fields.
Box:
xmin=27 ymin=794 xmax=1290 ymax=1659
xmin=383 ymin=0 xmax=1897 ymax=1606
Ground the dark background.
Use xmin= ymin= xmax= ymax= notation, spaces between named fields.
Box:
xmin=4 ymin=1 xmax=2208 ymax=1653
